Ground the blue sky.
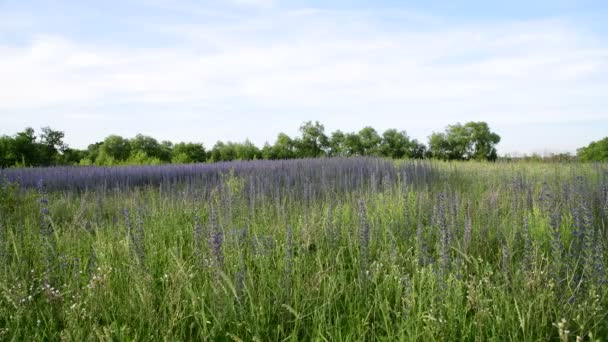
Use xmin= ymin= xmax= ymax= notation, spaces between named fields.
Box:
xmin=1 ymin=0 xmax=607 ymax=155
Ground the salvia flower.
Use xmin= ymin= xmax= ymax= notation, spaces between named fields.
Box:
xmin=502 ymin=240 xmax=510 ymax=280
xmin=358 ymin=200 xmax=370 ymax=277
xmin=193 ymin=209 xmax=205 ymax=267
xmin=124 ymin=208 xmax=146 ymax=268
xmin=522 ymin=217 xmax=532 ymax=273
xmin=437 ymin=193 xmax=451 ymax=277
xmin=0 ymin=216 xmax=7 ymax=267
xmin=210 ymin=231 xmax=224 ymax=268
xmin=37 ymin=179 xmax=56 ymax=281
xmin=285 ymin=225 xmax=293 ymax=276
xmin=463 ymin=205 xmax=472 ymax=254
xmin=549 ymin=210 xmax=565 ymax=291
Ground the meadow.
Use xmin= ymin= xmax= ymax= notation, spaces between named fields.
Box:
xmin=0 ymin=158 xmax=606 ymax=341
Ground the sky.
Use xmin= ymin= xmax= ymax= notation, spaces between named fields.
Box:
xmin=1 ymin=0 xmax=607 ymax=155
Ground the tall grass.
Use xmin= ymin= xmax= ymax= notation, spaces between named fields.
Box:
xmin=0 ymin=159 xmax=606 ymax=340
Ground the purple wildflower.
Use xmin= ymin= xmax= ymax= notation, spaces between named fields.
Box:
xmin=502 ymin=240 xmax=510 ymax=280
xmin=210 ymin=231 xmax=224 ymax=268
xmin=522 ymin=217 xmax=532 ymax=273
xmin=193 ymin=209 xmax=205 ymax=267
xmin=463 ymin=205 xmax=472 ymax=254
xmin=358 ymin=199 xmax=370 ymax=277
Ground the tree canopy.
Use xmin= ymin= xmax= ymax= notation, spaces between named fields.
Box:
xmin=0 ymin=121 xmax=509 ymax=168
xmin=577 ymin=137 xmax=608 ymax=162
xmin=428 ymin=122 xmax=500 ymax=161
xmin=0 ymin=127 xmax=70 ymax=167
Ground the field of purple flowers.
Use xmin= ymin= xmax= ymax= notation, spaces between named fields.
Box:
xmin=0 ymin=158 xmax=606 ymax=340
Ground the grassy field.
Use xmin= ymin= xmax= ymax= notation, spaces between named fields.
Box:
xmin=0 ymin=158 xmax=607 ymax=341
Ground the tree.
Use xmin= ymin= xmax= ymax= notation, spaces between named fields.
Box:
xmin=130 ymin=134 xmax=167 ymax=161
xmin=344 ymin=132 xmax=363 ymax=156
xmin=209 ymin=141 xmax=236 ymax=162
xmin=159 ymin=141 xmax=173 ymax=163
xmin=378 ymin=129 xmax=427 ymax=159
xmin=99 ymin=135 xmax=131 ymax=162
xmin=234 ymin=140 xmax=262 ymax=160
xmin=172 ymin=142 xmax=206 ymax=163
xmin=208 ymin=140 xmax=261 ymax=162
xmin=379 ymin=129 xmax=410 ymax=159
xmin=83 ymin=142 xmax=103 ymax=164
xmin=16 ymin=127 xmax=36 ymax=143
xmin=577 ymin=137 xmax=608 ymax=162
xmin=466 ymin=122 xmax=500 ymax=161
xmin=428 ymin=122 xmax=500 ymax=161
xmin=358 ymin=127 xmax=382 ymax=156
xmin=297 ymin=121 xmax=329 ymax=158
xmin=59 ymin=148 xmax=87 ymax=165
xmin=428 ymin=131 xmax=455 ymax=160
xmin=40 ymin=127 xmax=67 ymax=152
xmin=328 ymin=130 xmax=347 ymax=157
xmin=13 ymin=127 xmax=40 ymax=166
xmin=261 ymin=142 xmax=274 ymax=160
xmin=408 ymin=139 xmax=427 ymax=159
xmin=39 ymin=126 xmax=67 ymax=165
xmin=0 ymin=135 xmax=15 ymax=167
xmin=270 ymin=133 xmax=297 ymax=160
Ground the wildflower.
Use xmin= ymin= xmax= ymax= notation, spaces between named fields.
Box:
xmin=501 ymin=240 xmax=510 ymax=279
xmin=210 ymin=231 xmax=224 ymax=268
xmin=124 ymin=208 xmax=146 ymax=268
xmin=522 ymin=217 xmax=532 ymax=273
xmin=358 ymin=200 xmax=370 ymax=277
xmin=193 ymin=209 xmax=205 ymax=267
xmin=437 ymin=192 xmax=451 ymax=276
xmin=463 ymin=204 xmax=472 ymax=254
xmin=285 ymin=225 xmax=293 ymax=276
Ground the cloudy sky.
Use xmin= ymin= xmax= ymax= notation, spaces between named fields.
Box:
xmin=1 ymin=0 xmax=607 ymax=155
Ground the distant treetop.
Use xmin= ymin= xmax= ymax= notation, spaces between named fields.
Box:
xmin=577 ymin=137 xmax=608 ymax=162
xmin=0 ymin=120 xmax=506 ymax=168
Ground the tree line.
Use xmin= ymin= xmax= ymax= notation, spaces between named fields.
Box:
xmin=577 ymin=137 xmax=608 ymax=162
xmin=0 ymin=120 xmax=553 ymax=168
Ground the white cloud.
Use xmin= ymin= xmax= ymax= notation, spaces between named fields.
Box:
xmin=0 ymin=7 xmax=606 ymax=152
xmin=229 ymin=0 xmax=275 ymax=7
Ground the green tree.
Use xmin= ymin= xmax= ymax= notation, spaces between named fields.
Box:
xmin=358 ymin=127 xmax=381 ymax=156
xmin=328 ymin=130 xmax=346 ymax=157
xmin=159 ymin=141 xmax=173 ymax=163
xmin=0 ymin=135 xmax=15 ymax=167
xmin=82 ymin=142 xmax=103 ymax=165
xmin=428 ymin=131 xmax=457 ymax=160
xmin=98 ymin=135 xmax=131 ymax=163
xmin=408 ymin=139 xmax=427 ymax=159
xmin=172 ymin=142 xmax=206 ymax=163
xmin=379 ymin=129 xmax=410 ymax=159
xmin=466 ymin=122 xmax=500 ymax=161
xmin=39 ymin=126 xmax=66 ymax=165
xmin=269 ymin=133 xmax=297 ymax=160
xmin=378 ymin=129 xmax=427 ymax=159
xmin=234 ymin=140 xmax=262 ymax=160
xmin=40 ymin=127 xmax=66 ymax=152
xmin=344 ymin=132 xmax=363 ymax=156
xmin=297 ymin=121 xmax=329 ymax=158
xmin=577 ymin=137 xmax=608 ymax=162
xmin=130 ymin=134 xmax=171 ymax=162
xmin=209 ymin=141 xmax=237 ymax=162
xmin=59 ymin=148 xmax=87 ymax=165
xmin=428 ymin=122 xmax=500 ymax=161
xmin=13 ymin=127 xmax=40 ymax=166
xmin=261 ymin=142 xmax=274 ymax=160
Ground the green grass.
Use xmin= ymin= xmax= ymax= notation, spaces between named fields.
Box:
xmin=0 ymin=161 xmax=607 ymax=341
